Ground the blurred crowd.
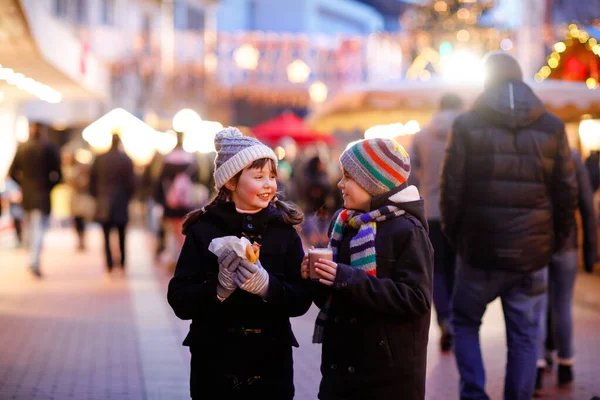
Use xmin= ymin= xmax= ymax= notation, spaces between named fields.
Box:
xmin=2 ymin=52 xmax=600 ymax=400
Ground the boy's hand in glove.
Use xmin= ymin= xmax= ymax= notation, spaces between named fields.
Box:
xmin=217 ymin=250 xmax=241 ymax=300
xmin=234 ymin=259 xmax=270 ymax=297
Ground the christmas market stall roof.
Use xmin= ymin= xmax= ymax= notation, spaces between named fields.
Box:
xmin=251 ymin=112 xmax=335 ymax=145
xmin=306 ymin=78 xmax=600 ymax=132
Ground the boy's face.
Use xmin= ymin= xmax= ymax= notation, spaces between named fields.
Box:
xmin=227 ymin=163 xmax=277 ymax=212
xmin=338 ymin=167 xmax=372 ymax=212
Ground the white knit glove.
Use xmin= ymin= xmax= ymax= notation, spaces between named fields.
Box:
xmin=217 ymin=250 xmax=240 ymax=300
xmin=234 ymin=259 xmax=270 ymax=297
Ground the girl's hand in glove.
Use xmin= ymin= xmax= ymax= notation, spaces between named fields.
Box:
xmin=234 ymin=259 xmax=270 ymax=297
xmin=217 ymin=250 xmax=240 ymax=300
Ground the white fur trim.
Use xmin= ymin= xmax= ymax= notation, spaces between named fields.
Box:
xmin=389 ymin=185 xmax=421 ymax=203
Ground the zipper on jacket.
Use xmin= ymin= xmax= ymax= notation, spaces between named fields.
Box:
xmin=509 ymin=82 xmax=515 ymax=111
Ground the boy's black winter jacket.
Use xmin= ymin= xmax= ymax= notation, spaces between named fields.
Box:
xmin=167 ymin=201 xmax=312 ymax=399
xmin=315 ymin=185 xmax=434 ymax=400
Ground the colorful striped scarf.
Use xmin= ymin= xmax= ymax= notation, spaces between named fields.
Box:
xmin=312 ymin=205 xmax=406 ymax=343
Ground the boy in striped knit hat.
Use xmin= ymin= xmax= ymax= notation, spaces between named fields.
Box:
xmin=301 ymin=138 xmax=434 ymax=400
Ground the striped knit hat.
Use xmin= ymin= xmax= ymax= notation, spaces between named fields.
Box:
xmin=340 ymin=138 xmax=410 ymax=196
xmin=213 ymin=127 xmax=278 ymax=190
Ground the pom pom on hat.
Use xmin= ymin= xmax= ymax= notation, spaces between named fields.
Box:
xmin=213 ymin=127 xmax=278 ymax=190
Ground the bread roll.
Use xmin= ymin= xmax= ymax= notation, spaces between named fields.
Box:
xmin=245 ymin=242 xmax=261 ymax=263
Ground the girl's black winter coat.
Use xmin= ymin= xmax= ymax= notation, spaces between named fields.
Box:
xmin=314 ymin=185 xmax=434 ymax=400
xmin=167 ymin=201 xmax=312 ymax=399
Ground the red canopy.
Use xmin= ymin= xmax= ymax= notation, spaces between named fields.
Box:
xmin=251 ymin=113 xmax=334 ymax=145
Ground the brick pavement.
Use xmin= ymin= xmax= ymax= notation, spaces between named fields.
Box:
xmin=1 ymin=226 xmax=600 ymax=399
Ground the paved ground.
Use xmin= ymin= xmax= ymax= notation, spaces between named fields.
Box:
xmin=1 ymin=226 xmax=600 ymax=399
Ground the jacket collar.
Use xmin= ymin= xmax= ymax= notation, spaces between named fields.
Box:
xmin=369 ymin=182 xmax=408 ymax=211
xmin=205 ymin=200 xmax=283 ymax=235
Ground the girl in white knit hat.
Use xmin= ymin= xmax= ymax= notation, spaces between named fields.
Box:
xmin=167 ymin=127 xmax=311 ymax=399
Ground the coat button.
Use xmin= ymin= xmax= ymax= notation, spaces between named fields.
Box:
xmin=247 ymin=215 xmax=253 ymax=220
xmin=342 ymin=282 xmax=348 ymax=287
xmin=350 ymin=317 xmax=357 ymax=324
xmin=379 ymin=340 xmax=385 ymax=347
xmin=247 ymin=223 xmax=253 ymax=229
xmin=330 ymin=364 xmax=337 ymax=370
xmin=348 ymin=366 xmax=355 ymax=373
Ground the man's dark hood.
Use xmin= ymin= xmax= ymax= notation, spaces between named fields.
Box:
xmin=473 ymin=80 xmax=546 ymax=130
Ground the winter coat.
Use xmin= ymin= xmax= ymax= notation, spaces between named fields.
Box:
xmin=410 ymin=110 xmax=461 ymax=220
xmin=9 ymin=138 xmax=62 ymax=215
xmin=440 ymin=80 xmax=578 ymax=273
xmin=314 ymin=184 xmax=433 ymax=400
xmin=566 ymin=150 xmax=597 ymax=272
xmin=155 ymin=148 xmax=198 ymax=219
xmin=89 ymin=147 xmax=135 ymax=225
xmin=167 ymin=201 xmax=312 ymax=399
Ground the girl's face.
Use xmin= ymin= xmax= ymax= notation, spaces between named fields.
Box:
xmin=227 ymin=161 xmax=277 ymax=212
xmin=337 ymin=167 xmax=372 ymax=212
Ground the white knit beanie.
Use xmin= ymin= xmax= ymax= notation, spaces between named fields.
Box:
xmin=213 ymin=127 xmax=278 ymax=190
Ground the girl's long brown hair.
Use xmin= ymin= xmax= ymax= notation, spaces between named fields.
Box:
xmin=182 ymin=158 xmax=304 ymax=235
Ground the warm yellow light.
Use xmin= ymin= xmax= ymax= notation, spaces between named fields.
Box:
xmin=287 ymin=60 xmax=311 ymax=84
xmin=404 ymin=120 xmax=421 ymax=135
xmin=15 ymin=116 xmax=29 ymax=143
xmin=274 ymin=146 xmax=286 ymax=160
xmin=593 ymin=45 xmax=600 ymax=55
xmin=309 ymin=81 xmax=328 ymax=103
xmin=457 ymin=30 xmax=470 ymax=42
xmin=443 ymin=51 xmax=483 ymax=83
xmin=548 ymin=58 xmax=559 ymax=68
xmin=182 ymin=120 xmax=224 ymax=154
xmin=365 ymin=123 xmax=404 ymax=139
xmin=74 ymin=149 xmax=93 ymax=165
xmin=457 ymin=8 xmax=470 ymax=20
xmin=550 ymin=52 xmax=560 ymax=60
xmin=579 ymin=119 xmax=600 ymax=151
xmin=234 ymin=44 xmax=260 ymax=70
xmin=0 ymin=68 xmax=13 ymax=80
xmin=155 ymin=130 xmax=178 ymax=155
xmin=419 ymin=70 xmax=431 ymax=81
xmin=534 ymin=73 xmax=544 ymax=82
xmin=568 ymin=24 xmax=578 ymax=31
xmin=589 ymin=38 xmax=597 ymax=47
xmin=579 ymin=31 xmax=589 ymax=43
xmin=586 ymin=78 xmax=598 ymax=89
xmin=540 ymin=66 xmax=551 ymax=77
xmin=570 ymin=28 xmax=580 ymax=38
xmin=173 ymin=109 xmax=201 ymax=132
xmin=434 ymin=1 xmax=447 ymax=12
xmin=83 ymin=108 xmax=158 ymax=163
xmin=554 ymin=42 xmax=567 ymax=53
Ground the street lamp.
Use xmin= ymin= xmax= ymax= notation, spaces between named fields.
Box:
xmin=309 ymin=81 xmax=328 ymax=103
xmin=287 ymin=60 xmax=311 ymax=84
xmin=234 ymin=44 xmax=260 ymax=70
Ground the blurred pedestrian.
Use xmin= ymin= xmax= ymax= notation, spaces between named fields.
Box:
xmin=90 ymin=133 xmax=135 ymax=277
xmin=440 ymin=52 xmax=578 ymax=400
xmin=63 ymin=152 xmax=94 ymax=251
xmin=584 ymin=150 xmax=600 ymax=193
xmin=9 ymin=122 xmax=62 ymax=278
xmin=167 ymin=127 xmax=311 ymax=399
xmin=535 ymin=149 xmax=597 ymax=395
xmin=1 ymin=177 xmax=25 ymax=247
xmin=304 ymin=155 xmax=331 ymax=213
xmin=302 ymin=138 xmax=433 ymax=400
xmin=410 ymin=93 xmax=464 ymax=352
xmin=155 ymin=131 xmax=199 ymax=270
